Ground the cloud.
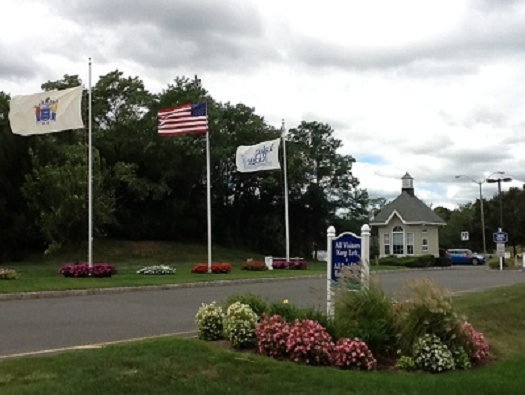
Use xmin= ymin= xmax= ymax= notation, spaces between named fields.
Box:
xmin=48 ymin=0 xmax=278 ymax=72
xmin=2 ymin=0 xmax=525 ymax=210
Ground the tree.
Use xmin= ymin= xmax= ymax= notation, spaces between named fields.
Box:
xmin=20 ymin=76 xmax=115 ymax=254
xmin=287 ymin=121 xmax=364 ymax=255
xmin=0 ymin=92 xmax=36 ymax=259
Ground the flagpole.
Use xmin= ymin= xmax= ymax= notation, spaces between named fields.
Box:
xmin=206 ymin=128 xmax=212 ymax=273
xmin=281 ymin=120 xmax=290 ymax=262
xmin=88 ymin=58 xmax=93 ymax=269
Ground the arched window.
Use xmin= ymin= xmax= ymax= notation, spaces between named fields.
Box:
xmin=392 ymin=225 xmax=404 ymax=255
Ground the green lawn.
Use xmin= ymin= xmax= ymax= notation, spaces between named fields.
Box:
xmin=0 ymin=239 xmax=404 ymax=294
xmin=0 ymin=284 xmax=524 ymax=394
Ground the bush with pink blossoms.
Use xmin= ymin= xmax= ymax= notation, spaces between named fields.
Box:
xmin=286 ymin=319 xmax=334 ymax=366
xmin=59 ymin=262 xmax=117 ymax=278
xmin=462 ymin=321 xmax=490 ymax=364
xmin=256 ymin=314 xmax=290 ymax=359
xmin=331 ymin=337 xmax=377 ymax=370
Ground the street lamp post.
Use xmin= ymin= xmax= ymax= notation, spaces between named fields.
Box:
xmin=486 ymin=175 xmax=512 ymax=269
xmin=455 ymin=172 xmax=504 ymax=255
xmin=486 ymin=176 xmax=512 ymax=229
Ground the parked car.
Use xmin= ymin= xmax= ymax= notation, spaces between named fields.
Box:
xmin=446 ymin=249 xmax=485 ymax=265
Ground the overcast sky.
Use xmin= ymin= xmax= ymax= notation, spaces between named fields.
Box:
xmin=2 ymin=0 xmax=525 ymax=209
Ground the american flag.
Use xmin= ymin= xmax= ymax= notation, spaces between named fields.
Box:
xmin=158 ymin=102 xmax=208 ymax=136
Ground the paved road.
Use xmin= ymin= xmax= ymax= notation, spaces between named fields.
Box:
xmin=1 ymin=266 xmax=524 ymax=359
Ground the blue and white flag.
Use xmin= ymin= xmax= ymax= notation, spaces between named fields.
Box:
xmin=9 ymin=86 xmax=84 ymax=136
xmin=236 ymin=138 xmax=281 ymax=173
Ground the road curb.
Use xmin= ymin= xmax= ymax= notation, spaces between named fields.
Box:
xmin=0 ymin=267 xmax=461 ymax=302
xmin=0 ymin=274 xmax=325 ymax=301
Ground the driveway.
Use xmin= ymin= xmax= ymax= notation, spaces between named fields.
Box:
xmin=1 ymin=266 xmax=524 ymax=359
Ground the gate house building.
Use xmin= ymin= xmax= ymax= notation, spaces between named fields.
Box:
xmin=370 ymin=173 xmax=446 ymax=258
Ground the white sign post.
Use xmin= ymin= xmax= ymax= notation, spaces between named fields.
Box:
xmin=461 ymin=231 xmax=469 ymax=241
xmin=493 ymin=228 xmax=508 ymax=271
xmin=326 ymin=225 xmax=370 ymax=317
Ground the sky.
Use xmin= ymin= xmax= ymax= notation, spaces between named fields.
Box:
xmin=2 ymin=0 xmax=525 ymax=209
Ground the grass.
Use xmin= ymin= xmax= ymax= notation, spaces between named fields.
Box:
xmin=0 ymin=239 xmax=327 ymax=293
xmin=0 ymin=239 xmax=402 ymax=294
xmin=1 ymin=284 xmax=525 ymax=394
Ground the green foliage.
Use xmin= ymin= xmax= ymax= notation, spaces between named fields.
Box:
xmin=223 ymin=293 xmax=269 ymax=318
xmin=451 ymin=345 xmax=472 ymax=369
xmin=334 ymin=284 xmax=397 ymax=359
xmin=377 ymin=255 xmax=435 ymax=268
xmin=0 ymin=268 xmax=20 ymax=280
xmin=395 ymin=279 xmax=466 ymax=355
xmin=395 ymin=355 xmax=416 ymax=371
xmin=22 ymin=141 xmax=115 ymax=254
xmin=488 ymin=258 xmax=509 ymax=269
xmin=267 ymin=301 xmax=305 ymax=323
xmin=413 ymin=334 xmax=455 ymax=373
xmin=287 ymin=121 xmax=366 ymax=255
xmin=241 ymin=260 xmax=268 ymax=271
xmin=223 ymin=302 xmax=258 ymax=349
xmin=195 ymin=301 xmax=224 ymax=341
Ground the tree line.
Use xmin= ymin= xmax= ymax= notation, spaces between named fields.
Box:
xmin=2 ymin=72 xmax=520 ymax=262
xmin=0 ymin=73 xmax=369 ymax=261
xmin=436 ymin=185 xmax=525 ymax=256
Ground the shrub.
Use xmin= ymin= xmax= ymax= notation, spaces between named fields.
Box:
xmin=223 ymin=302 xmax=258 ymax=349
xmin=195 ymin=301 xmax=224 ymax=341
xmin=212 ymin=263 xmax=232 ymax=274
xmin=334 ymin=284 xmax=397 ymax=359
xmin=413 ymin=334 xmax=455 ymax=373
xmin=271 ymin=259 xmax=287 ymax=269
xmin=191 ymin=263 xmax=232 ymax=274
xmin=286 ymin=319 xmax=334 ymax=366
xmin=451 ymin=345 xmax=471 ymax=369
xmin=331 ymin=338 xmax=377 ymax=370
xmin=137 ymin=265 xmax=176 ymax=275
xmin=288 ymin=259 xmax=308 ymax=270
xmin=267 ymin=300 xmax=304 ymax=323
xmin=395 ymin=279 xmax=464 ymax=355
xmin=299 ymin=308 xmax=336 ymax=339
xmin=59 ymin=263 xmax=117 ymax=278
xmin=0 ymin=268 xmax=20 ymax=280
xmin=272 ymin=258 xmax=307 ymax=270
xmin=377 ymin=255 xmax=435 ymax=268
xmin=256 ymin=314 xmax=290 ymax=358
xmin=241 ymin=260 xmax=268 ymax=271
xmin=395 ymin=355 xmax=416 ymax=371
xmin=191 ymin=264 xmax=208 ymax=274
xmin=488 ymin=259 xmax=509 ymax=270
xmin=462 ymin=321 xmax=490 ymax=364
xmin=223 ymin=293 xmax=269 ymax=318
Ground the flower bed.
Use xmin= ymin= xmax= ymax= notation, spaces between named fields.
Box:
xmin=196 ymin=279 xmax=492 ymax=374
xmin=191 ymin=263 xmax=232 ymax=274
xmin=137 ymin=265 xmax=176 ymax=275
xmin=241 ymin=260 xmax=268 ymax=271
xmin=0 ymin=268 xmax=20 ymax=280
xmin=272 ymin=258 xmax=307 ymax=270
xmin=59 ymin=263 xmax=117 ymax=278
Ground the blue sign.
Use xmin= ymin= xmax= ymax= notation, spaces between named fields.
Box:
xmin=493 ymin=231 xmax=508 ymax=243
xmin=331 ymin=232 xmax=361 ymax=281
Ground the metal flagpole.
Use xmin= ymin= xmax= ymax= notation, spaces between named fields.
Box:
xmin=88 ymin=58 xmax=93 ymax=269
xmin=206 ymin=122 xmax=212 ymax=273
xmin=281 ymin=120 xmax=290 ymax=262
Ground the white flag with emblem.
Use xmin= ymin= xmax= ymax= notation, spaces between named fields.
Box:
xmin=236 ymin=138 xmax=281 ymax=173
xmin=9 ymin=86 xmax=84 ymax=136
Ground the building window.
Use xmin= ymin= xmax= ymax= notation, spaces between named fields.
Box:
xmin=421 ymin=229 xmax=428 ymax=252
xmin=384 ymin=233 xmax=390 ymax=255
xmin=421 ymin=237 xmax=428 ymax=251
xmin=407 ymin=232 xmax=414 ymax=255
xmin=392 ymin=225 xmax=404 ymax=255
